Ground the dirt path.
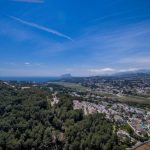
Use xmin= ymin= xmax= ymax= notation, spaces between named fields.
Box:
xmin=135 ymin=142 xmax=150 ymax=150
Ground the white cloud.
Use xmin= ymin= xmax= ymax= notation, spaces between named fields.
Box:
xmin=89 ymin=68 xmax=115 ymax=73
xmin=24 ymin=62 xmax=30 ymax=65
xmin=119 ymin=68 xmax=139 ymax=72
xmin=10 ymin=16 xmax=73 ymax=41
xmin=88 ymin=67 xmax=141 ymax=75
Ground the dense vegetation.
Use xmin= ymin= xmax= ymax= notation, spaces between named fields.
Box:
xmin=0 ymin=82 xmax=124 ymax=150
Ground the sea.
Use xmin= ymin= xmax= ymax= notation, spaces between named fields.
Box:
xmin=0 ymin=77 xmax=60 ymax=83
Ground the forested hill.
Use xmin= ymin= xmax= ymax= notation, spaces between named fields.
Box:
xmin=0 ymin=82 xmax=124 ymax=150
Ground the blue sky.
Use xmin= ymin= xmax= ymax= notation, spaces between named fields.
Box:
xmin=0 ymin=0 xmax=150 ymax=76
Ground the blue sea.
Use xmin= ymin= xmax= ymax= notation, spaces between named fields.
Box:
xmin=0 ymin=77 xmax=60 ymax=82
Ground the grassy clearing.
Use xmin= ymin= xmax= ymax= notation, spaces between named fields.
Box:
xmin=117 ymin=95 xmax=150 ymax=105
xmin=94 ymin=92 xmax=150 ymax=105
xmin=49 ymin=81 xmax=88 ymax=92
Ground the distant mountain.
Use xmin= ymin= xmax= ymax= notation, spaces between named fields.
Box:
xmin=112 ymin=69 xmax=150 ymax=77
xmin=60 ymin=74 xmax=72 ymax=79
xmin=86 ymin=69 xmax=150 ymax=79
